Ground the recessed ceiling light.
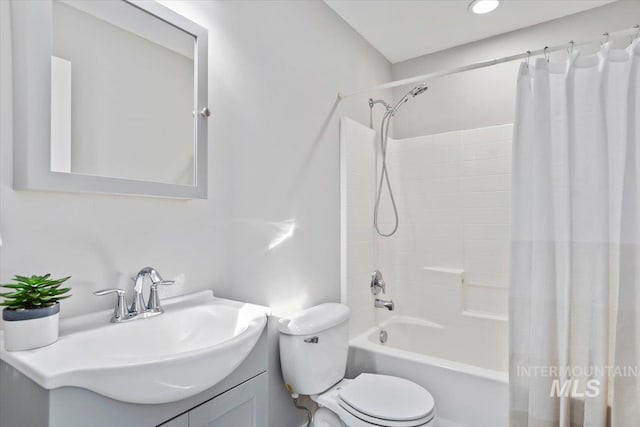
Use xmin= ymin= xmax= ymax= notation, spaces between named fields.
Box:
xmin=468 ymin=0 xmax=501 ymax=15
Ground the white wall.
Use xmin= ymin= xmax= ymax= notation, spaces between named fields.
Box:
xmin=0 ymin=1 xmax=391 ymax=426
xmin=391 ymin=1 xmax=640 ymax=138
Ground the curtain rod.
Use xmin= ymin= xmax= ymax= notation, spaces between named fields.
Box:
xmin=338 ymin=24 xmax=640 ymax=100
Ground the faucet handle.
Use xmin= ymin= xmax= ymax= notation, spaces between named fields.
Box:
xmin=94 ymin=288 xmax=126 ymax=296
xmin=94 ymin=288 xmax=130 ymax=323
xmin=152 ymin=280 xmax=175 ymax=287
xmin=146 ymin=280 xmax=174 ymax=312
xmin=371 ymin=270 xmax=386 ymax=295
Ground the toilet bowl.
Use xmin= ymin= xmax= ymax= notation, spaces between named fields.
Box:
xmin=313 ymin=408 xmax=345 ymax=427
xmin=312 ymin=374 xmax=436 ymax=427
xmin=278 ymin=303 xmax=438 ymax=427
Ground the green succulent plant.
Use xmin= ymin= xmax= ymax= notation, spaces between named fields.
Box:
xmin=0 ymin=274 xmax=71 ymax=310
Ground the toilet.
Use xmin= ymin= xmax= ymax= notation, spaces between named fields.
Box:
xmin=279 ymin=303 xmax=437 ymax=427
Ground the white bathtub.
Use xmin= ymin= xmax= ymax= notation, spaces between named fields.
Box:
xmin=347 ymin=317 xmax=509 ymax=427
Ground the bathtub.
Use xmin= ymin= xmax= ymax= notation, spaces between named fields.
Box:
xmin=347 ymin=316 xmax=508 ymax=427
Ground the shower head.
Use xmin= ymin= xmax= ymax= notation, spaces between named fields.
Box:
xmin=368 ymin=83 xmax=428 ymax=118
xmin=371 ymin=83 xmax=427 ymax=237
xmin=389 ymin=83 xmax=428 ymax=116
xmin=409 ymin=83 xmax=428 ymax=97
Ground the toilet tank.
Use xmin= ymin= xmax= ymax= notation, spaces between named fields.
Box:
xmin=279 ymin=303 xmax=350 ymax=395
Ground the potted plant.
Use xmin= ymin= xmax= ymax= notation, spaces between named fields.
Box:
xmin=1 ymin=274 xmax=71 ymax=351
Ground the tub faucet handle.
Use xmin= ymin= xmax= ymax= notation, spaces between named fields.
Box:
xmin=371 ymin=270 xmax=386 ymax=295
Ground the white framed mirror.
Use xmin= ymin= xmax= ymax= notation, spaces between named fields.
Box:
xmin=11 ymin=0 xmax=209 ymax=199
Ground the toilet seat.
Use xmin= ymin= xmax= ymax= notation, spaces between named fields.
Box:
xmin=338 ymin=401 xmax=434 ymax=427
xmin=312 ymin=374 xmax=436 ymax=427
xmin=339 ymin=373 xmax=435 ymax=423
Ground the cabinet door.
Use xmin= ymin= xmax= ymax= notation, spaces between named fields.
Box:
xmin=158 ymin=413 xmax=189 ymax=427
xmin=189 ymin=373 xmax=267 ymax=427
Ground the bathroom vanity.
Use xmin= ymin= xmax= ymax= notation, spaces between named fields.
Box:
xmin=0 ymin=364 xmax=267 ymax=427
xmin=0 ymin=291 xmax=270 ymax=427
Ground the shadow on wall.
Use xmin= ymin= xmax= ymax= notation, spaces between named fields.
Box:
xmin=287 ymin=97 xmax=340 ymax=200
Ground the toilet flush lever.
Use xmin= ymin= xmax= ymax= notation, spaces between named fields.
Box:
xmin=304 ymin=336 xmax=319 ymax=343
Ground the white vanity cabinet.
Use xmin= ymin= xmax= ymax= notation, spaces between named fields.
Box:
xmin=0 ymin=292 xmax=271 ymax=427
xmin=0 ymin=325 xmax=269 ymax=427
xmin=158 ymin=373 xmax=267 ymax=427
xmin=182 ymin=373 xmax=267 ymax=427
xmin=160 ymin=414 xmax=189 ymax=427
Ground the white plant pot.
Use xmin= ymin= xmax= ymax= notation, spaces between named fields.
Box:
xmin=3 ymin=303 xmax=60 ymax=351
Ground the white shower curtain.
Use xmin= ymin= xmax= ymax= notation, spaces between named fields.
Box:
xmin=510 ymin=40 xmax=640 ymax=427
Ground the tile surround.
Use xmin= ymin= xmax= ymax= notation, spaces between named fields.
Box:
xmin=344 ymin=119 xmax=512 ymax=337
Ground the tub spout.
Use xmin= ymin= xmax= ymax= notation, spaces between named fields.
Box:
xmin=375 ymin=298 xmax=394 ymax=311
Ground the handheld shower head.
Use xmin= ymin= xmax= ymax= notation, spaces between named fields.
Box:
xmin=389 ymin=83 xmax=428 ymax=116
xmin=368 ymin=84 xmax=428 ymax=117
xmin=410 ymin=83 xmax=428 ymax=97
xmin=369 ymin=82 xmax=428 ymax=238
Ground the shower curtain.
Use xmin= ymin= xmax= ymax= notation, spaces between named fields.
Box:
xmin=510 ymin=41 xmax=640 ymax=427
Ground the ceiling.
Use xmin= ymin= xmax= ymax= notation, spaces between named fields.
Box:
xmin=324 ymin=0 xmax=616 ymax=63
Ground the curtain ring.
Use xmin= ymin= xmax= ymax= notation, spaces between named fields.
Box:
xmin=601 ymin=32 xmax=609 ymax=45
xmin=567 ymin=41 xmax=574 ymax=55
xmin=526 ymin=50 xmax=531 ymax=68
xmin=544 ymin=46 xmax=550 ymax=62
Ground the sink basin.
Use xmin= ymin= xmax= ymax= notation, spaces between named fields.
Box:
xmin=0 ymin=290 xmax=269 ymax=404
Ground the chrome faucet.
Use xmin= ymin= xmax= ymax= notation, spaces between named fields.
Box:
xmin=131 ymin=267 xmax=174 ymax=314
xmin=375 ymin=298 xmax=394 ymax=311
xmin=371 ymin=270 xmax=394 ymax=310
xmin=94 ymin=288 xmax=130 ymax=322
xmin=94 ymin=267 xmax=174 ymax=323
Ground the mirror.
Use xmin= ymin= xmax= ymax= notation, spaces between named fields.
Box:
xmin=11 ymin=0 xmax=208 ymax=198
xmin=51 ymin=1 xmax=196 ymax=185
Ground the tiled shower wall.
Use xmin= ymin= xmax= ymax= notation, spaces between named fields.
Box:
xmin=394 ymin=124 xmax=512 ymax=321
xmin=343 ymin=118 xmax=511 ymax=338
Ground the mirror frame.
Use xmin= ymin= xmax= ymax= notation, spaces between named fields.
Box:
xmin=10 ymin=0 xmax=209 ymax=199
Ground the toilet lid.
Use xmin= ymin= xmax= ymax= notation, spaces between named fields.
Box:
xmin=337 ymin=374 xmax=435 ymax=422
